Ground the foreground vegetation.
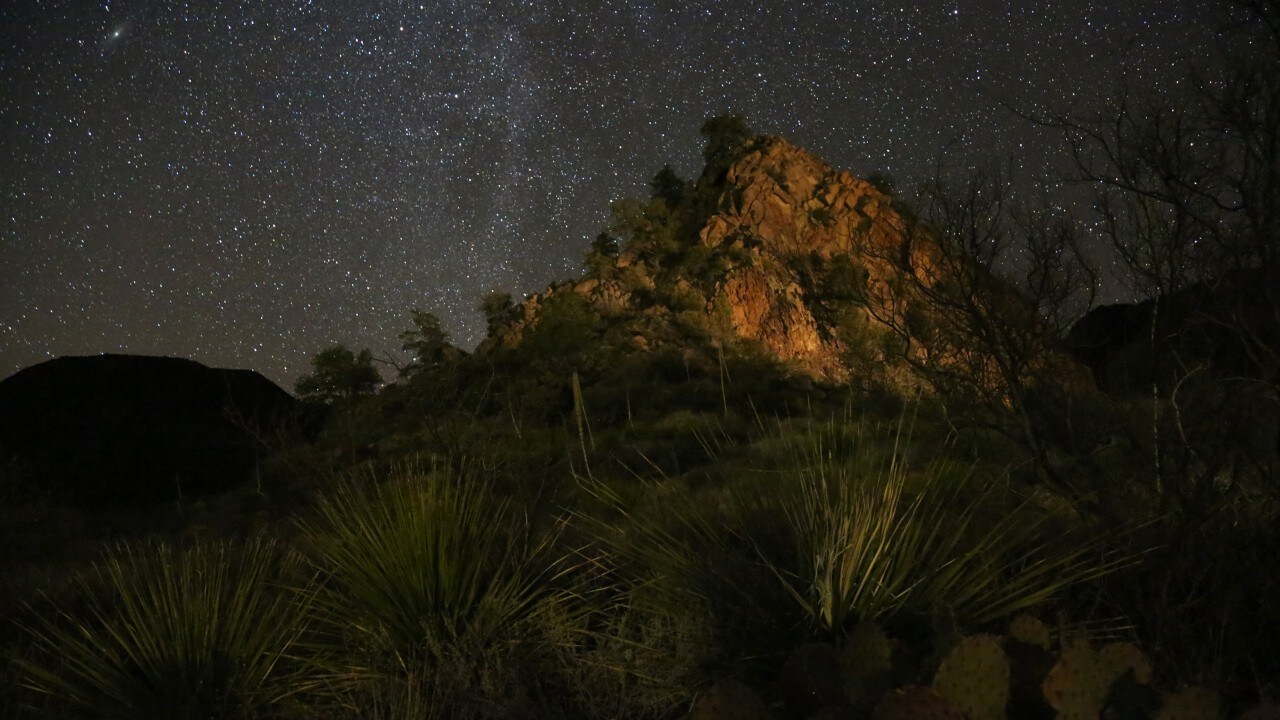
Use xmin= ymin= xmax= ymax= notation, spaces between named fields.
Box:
xmin=0 ymin=426 xmax=1122 ymax=718
xmin=2 ymin=378 xmax=1276 ymax=718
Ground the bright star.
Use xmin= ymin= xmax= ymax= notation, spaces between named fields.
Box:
xmin=102 ymin=22 xmax=129 ymax=50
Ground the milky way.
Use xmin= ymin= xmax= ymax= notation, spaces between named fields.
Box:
xmin=1 ymin=0 xmax=1224 ymax=387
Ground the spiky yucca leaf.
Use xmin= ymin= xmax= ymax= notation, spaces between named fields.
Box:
xmin=574 ymin=466 xmax=791 ymax=645
xmin=779 ymin=441 xmax=1126 ymax=634
xmin=18 ymin=537 xmax=308 ymax=720
xmin=297 ymin=467 xmax=574 ymax=712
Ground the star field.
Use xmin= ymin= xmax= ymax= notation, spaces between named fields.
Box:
xmin=1 ymin=0 xmax=1222 ymax=387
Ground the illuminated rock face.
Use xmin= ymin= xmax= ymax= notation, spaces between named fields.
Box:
xmin=702 ymin=135 xmax=902 ymax=260
xmin=483 ymin=135 xmax=944 ymax=385
xmin=692 ymin=136 xmax=921 ymax=381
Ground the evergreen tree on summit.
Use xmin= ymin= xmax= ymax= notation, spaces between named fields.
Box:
xmin=700 ymin=114 xmax=752 ymax=167
xmin=398 ymin=310 xmax=456 ymax=377
xmin=651 ymin=164 xmax=689 ymax=208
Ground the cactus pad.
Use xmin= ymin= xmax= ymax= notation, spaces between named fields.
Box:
xmin=1098 ymin=641 xmax=1152 ymax=685
xmin=932 ymin=634 xmax=1010 ymax=720
xmin=1008 ymin=614 xmax=1051 ymax=650
xmin=872 ymin=686 xmax=963 ymax=720
xmin=1155 ymin=686 xmax=1219 ymax=720
xmin=1042 ymin=639 xmax=1152 ymax=720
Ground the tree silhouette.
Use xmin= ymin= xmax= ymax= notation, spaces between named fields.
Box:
xmin=858 ymin=164 xmax=1097 ymax=505
xmin=398 ymin=310 xmax=457 ymax=377
xmin=700 ymin=114 xmax=753 ymax=173
xmin=1042 ymin=0 xmax=1280 ymax=509
xmin=480 ymin=291 xmax=517 ymax=338
xmin=650 ymin=164 xmax=688 ymax=208
xmin=584 ymin=232 xmax=621 ymax=277
xmin=294 ymin=345 xmax=381 ymax=405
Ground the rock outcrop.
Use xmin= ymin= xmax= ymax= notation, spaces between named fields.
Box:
xmin=689 ymin=136 xmax=934 ymax=379
xmin=1068 ymin=269 xmax=1280 ymax=392
xmin=482 ymin=135 xmax=942 ymax=386
xmin=0 ymin=354 xmax=300 ymax=504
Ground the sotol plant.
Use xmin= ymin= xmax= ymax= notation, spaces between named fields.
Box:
xmin=295 ymin=465 xmax=575 ymax=717
xmin=18 ymin=537 xmax=309 ymax=720
xmin=773 ymin=423 xmax=1128 ymax=635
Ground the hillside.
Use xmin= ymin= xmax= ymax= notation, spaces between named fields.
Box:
xmin=475 ymin=127 xmax=1079 ymax=419
xmin=0 ymin=354 xmax=300 ymax=505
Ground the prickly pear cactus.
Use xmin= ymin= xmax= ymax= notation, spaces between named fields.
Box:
xmin=1240 ymin=703 xmax=1280 ymax=720
xmin=932 ymin=634 xmax=1010 ymax=720
xmin=688 ymin=679 xmax=772 ymax=720
xmin=1154 ymin=686 xmax=1219 ymax=720
xmin=872 ymin=686 xmax=964 ymax=720
xmin=1008 ymin=614 xmax=1051 ymax=650
xmin=841 ymin=620 xmax=896 ymax=709
xmin=1098 ymin=641 xmax=1152 ymax=685
xmin=1042 ymin=640 xmax=1104 ymax=720
xmin=1042 ymin=640 xmax=1152 ymax=720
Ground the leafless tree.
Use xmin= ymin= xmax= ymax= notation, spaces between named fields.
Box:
xmin=1036 ymin=0 xmax=1280 ymax=513
xmin=859 ymin=161 xmax=1101 ymax=502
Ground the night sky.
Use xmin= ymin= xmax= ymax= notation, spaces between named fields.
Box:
xmin=1 ymin=1 xmax=1224 ymax=388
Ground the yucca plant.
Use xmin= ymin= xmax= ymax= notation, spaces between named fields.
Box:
xmin=776 ymin=432 xmax=1129 ymax=635
xmin=17 ymin=537 xmax=309 ymax=720
xmin=580 ymin=416 xmax=1129 ymax=651
xmin=572 ymin=464 xmax=806 ymax=686
xmin=296 ymin=466 xmax=575 ymax=716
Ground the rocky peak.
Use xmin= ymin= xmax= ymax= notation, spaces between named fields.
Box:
xmin=701 ymin=135 xmax=898 ymax=259
xmin=482 ymin=134 xmax=938 ymax=385
xmin=692 ymin=136 xmax=928 ymax=379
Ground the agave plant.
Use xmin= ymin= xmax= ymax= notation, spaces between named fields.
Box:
xmin=18 ymin=537 xmax=309 ymax=720
xmin=295 ymin=466 xmax=575 ymax=716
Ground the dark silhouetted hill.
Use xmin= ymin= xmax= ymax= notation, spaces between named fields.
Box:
xmin=1067 ymin=270 xmax=1280 ymax=393
xmin=0 ymin=354 xmax=300 ymax=505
